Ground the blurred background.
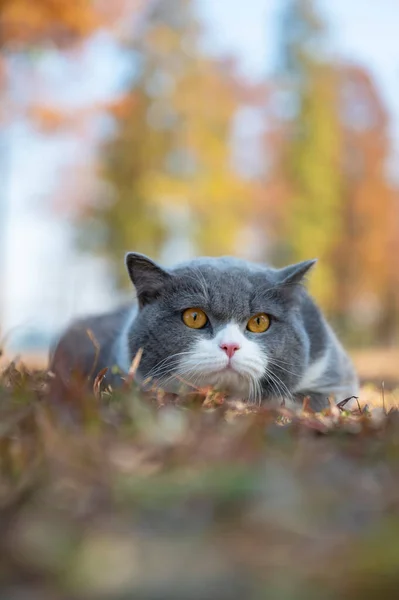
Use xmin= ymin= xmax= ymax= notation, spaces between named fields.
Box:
xmin=0 ymin=0 xmax=398 ymax=381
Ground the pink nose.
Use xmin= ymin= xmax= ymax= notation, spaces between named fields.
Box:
xmin=220 ymin=343 xmax=240 ymax=358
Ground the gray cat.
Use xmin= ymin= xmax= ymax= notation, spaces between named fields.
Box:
xmin=50 ymin=252 xmax=359 ymax=410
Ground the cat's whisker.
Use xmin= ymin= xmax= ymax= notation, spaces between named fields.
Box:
xmin=263 ymin=367 xmax=283 ymax=403
xmin=182 ymin=270 xmax=207 ymax=298
xmin=263 ymin=372 xmax=282 ymax=405
xmin=174 ymin=369 xmax=217 ymax=395
xmin=191 ymin=268 xmax=209 ymax=301
xmin=255 ymin=378 xmax=263 ymax=406
xmin=146 ymin=366 xmax=179 ymax=381
xmin=153 ymin=371 xmax=193 ymax=392
xmin=248 ymin=378 xmax=255 ymax=405
xmin=267 ymin=358 xmax=303 ymax=377
xmin=274 ymin=374 xmax=293 ymax=401
xmin=268 ymin=355 xmax=300 ymax=364
xmin=233 ymin=371 xmax=256 ymax=405
xmin=147 ymin=357 xmax=184 ymax=374
xmin=147 ymin=350 xmax=194 ymax=370
xmin=267 ymin=360 xmax=302 ymax=378
xmin=248 ymin=376 xmax=261 ymax=406
xmin=264 ymin=367 xmax=292 ymax=405
xmin=145 ymin=351 xmax=194 ymax=379
xmin=146 ymin=363 xmax=185 ymax=383
xmin=267 ymin=355 xmax=302 ymax=367
xmin=272 ymin=374 xmax=292 ymax=403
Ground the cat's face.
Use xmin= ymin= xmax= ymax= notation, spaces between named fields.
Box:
xmin=126 ymin=253 xmax=316 ymax=403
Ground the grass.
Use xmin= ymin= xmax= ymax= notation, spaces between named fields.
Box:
xmin=0 ymin=356 xmax=399 ymax=600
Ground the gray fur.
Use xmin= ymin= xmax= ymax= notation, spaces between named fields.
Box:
xmin=50 ymin=253 xmax=359 ymax=409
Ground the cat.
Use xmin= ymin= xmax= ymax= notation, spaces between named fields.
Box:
xmin=50 ymin=252 xmax=359 ymax=410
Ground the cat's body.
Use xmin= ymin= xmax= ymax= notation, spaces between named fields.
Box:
xmin=50 ymin=254 xmax=359 ymax=410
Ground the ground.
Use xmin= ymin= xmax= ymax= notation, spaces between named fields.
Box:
xmin=0 ymin=351 xmax=398 ymax=599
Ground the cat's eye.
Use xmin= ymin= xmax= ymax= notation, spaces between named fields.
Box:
xmin=247 ymin=313 xmax=271 ymax=333
xmin=182 ymin=308 xmax=208 ymax=329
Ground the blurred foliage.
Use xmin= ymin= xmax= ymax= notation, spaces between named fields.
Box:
xmin=263 ymin=0 xmax=399 ymax=345
xmin=82 ymin=0 xmax=252 ymax=287
xmin=0 ymin=359 xmax=399 ymax=599
xmin=0 ymin=0 xmax=140 ymax=49
xmin=0 ymin=0 xmax=145 ymax=132
xmin=273 ymin=0 xmax=342 ymax=309
xmin=0 ymin=0 xmax=100 ymax=49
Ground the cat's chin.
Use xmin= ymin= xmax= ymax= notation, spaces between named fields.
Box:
xmin=147 ymin=368 xmax=257 ymax=401
xmin=203 ymin=369 xmax=253 ymax=398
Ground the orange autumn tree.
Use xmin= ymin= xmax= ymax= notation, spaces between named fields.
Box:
xmin=335 ymin=65 xmax=399 ymax=344
xmin=1 ymin=0 xmax=100 ymax=48
xmin=0 ymin=0 xmax=146 ymax=128
xmin=261 ymin=0 xmax=399 ymax=345
xmin=0 ymin=0 xmax=145 ymax=49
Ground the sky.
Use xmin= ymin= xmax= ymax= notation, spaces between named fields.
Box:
xmin=199 ymin=0 xmax=399 ymax=152
xmin=2 ymin=0 xmax=399 ymax=346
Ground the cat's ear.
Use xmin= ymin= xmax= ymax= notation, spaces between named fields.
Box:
xmin=125 ymin=252 xmax=171 ymax=307
xmin=276 ymin=259 xmax=317 ymax=288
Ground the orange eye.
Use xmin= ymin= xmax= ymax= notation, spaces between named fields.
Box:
xmin=247 ymin=313 xmax=271 ymax=333
xmin=182 ymin=308 xmax=208 ymax=329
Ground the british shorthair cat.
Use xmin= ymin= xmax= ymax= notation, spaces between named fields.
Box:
xmin=50 ymin=253 xmax=359 ymax=410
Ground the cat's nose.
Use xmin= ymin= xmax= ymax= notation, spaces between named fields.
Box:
xmin=220 ymin=343 xmax=240 ymax=358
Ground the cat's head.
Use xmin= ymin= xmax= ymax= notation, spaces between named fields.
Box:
xmin=125 ymin=252 xmax=316 ymax=403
